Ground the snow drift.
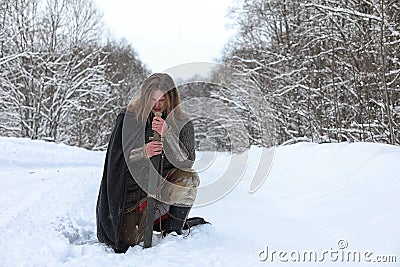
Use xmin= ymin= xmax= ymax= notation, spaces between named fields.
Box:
xmin=0 ymin=137 xmax=399 ymax=266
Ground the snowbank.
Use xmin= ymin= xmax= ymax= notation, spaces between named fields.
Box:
xmin=0 ymin=137 xmax=399 ymax=266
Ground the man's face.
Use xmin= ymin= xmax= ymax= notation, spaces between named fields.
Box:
xmin=151 ymin=90 xmax=166 ymax=114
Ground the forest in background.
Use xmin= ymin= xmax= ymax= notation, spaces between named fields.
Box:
xmin=0 ymin=0 xmax=149 ymax=150
xmin=217 ymin=0 xmax=399 ymax=147
xmin=1 ymin=0 xmax=399 ymax=151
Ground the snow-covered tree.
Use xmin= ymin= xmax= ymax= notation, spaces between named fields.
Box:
xmin=220 ymin=0 xmax=400 ymax=145
xmin=0 ymin=0 xmax=149 ymax=149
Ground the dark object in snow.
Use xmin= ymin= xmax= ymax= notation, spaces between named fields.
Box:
xmin=153 ymin=210 xmax=211 ymax=236
xmin=184 ymin=217 xmax=211 ymax=229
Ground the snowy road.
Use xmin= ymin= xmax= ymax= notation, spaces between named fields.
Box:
xmin=0 ymin=137 xmax=399 ymax=266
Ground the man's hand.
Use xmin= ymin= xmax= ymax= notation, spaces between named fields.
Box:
xmin=152 ymin=116 xmax=168 ymax=136
xmin=145 ymin=141 xmax=163 ymax=158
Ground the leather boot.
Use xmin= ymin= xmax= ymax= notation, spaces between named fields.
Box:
xmin=163 ymin=205 xmax=191 ymax=235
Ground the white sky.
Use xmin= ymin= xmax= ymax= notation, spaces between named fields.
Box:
xmin=94 ymin=0 xmax=238 ymax=73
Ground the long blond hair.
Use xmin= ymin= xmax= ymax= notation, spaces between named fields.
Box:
xmin=127 ymin=73 xmax=186 ymax=124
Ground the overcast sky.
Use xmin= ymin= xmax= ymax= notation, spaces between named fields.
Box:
xmin=94 ymin=0 xmax=238 ymax=73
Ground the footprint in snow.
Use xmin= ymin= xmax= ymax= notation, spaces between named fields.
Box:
xmin=54 ymin=215 xmax=97 ymax=246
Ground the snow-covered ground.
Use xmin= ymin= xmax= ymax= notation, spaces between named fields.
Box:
xmin=0 ymin=137 xmax=399 ymax=266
